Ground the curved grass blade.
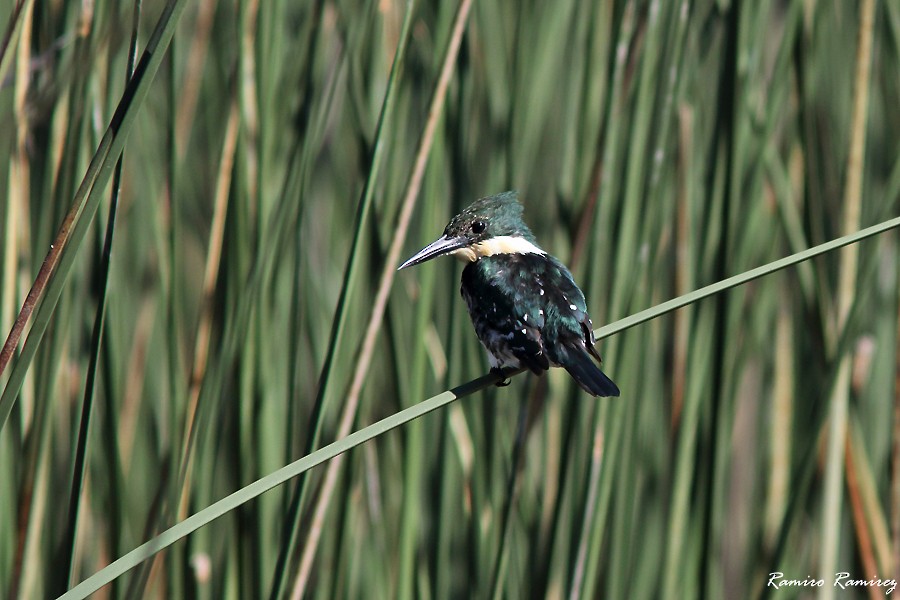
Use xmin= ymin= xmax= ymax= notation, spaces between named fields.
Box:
xmin=59 ymin=372 xmax=495 ymax=600
xmin=58 ymin=214 xmax=900 ymax=600
xmin=595 ymin=216 xmax=900 ymax=341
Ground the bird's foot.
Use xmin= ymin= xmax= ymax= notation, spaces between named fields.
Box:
xmin=491 ymin=367 xmax=512 ymax=387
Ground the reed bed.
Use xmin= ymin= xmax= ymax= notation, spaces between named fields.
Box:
xmin=1 ymin=0 xmax=899 ymax=598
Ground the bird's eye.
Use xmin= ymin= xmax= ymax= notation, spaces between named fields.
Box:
xmin=471 ymin=220 xmax=486 ymax=234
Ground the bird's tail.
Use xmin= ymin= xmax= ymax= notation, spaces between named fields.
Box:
xmin=563 ymin=350 xmax=620 ymax=397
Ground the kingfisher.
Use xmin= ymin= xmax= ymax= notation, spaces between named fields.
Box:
xmin=399 ymin=191 xmax=619 ymax=397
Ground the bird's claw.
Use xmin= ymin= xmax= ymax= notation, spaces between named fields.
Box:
xmin=491 ymin=367 xmax=512 ymax=387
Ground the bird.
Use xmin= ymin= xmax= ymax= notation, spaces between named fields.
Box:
xmin=398 ymin=191 xmax=619 ymax=397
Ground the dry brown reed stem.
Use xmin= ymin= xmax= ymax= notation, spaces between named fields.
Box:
xmin=177 ymin=94 xmax=241 ymax=520
xmin=290 ymin=0 xmax=474 ymax=596
xmin=845 ymin=431 xmax=883 ymax=600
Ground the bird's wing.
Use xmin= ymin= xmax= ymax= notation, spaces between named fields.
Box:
xmin=535 ymin=260 xmax=618 ymax=396
xmin=536 ymin=256 xmax=604 ymax=365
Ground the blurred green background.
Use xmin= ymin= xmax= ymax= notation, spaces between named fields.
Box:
xmin=1 ymin=0 xmax=899 ymax=598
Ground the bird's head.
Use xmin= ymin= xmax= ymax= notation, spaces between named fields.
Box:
xmin=398 ymin=191 xmax=544 ymax=270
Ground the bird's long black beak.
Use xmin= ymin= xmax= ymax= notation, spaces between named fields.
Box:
xmin=398 ymin=235 xmax=467 ymax=270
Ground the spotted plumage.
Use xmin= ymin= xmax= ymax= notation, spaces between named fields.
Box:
xmin=399 ymin=191 xmax=619 ymax=397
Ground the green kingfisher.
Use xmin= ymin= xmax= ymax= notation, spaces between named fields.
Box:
xmin=399 ymin=191 xmax=620 ymax=397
